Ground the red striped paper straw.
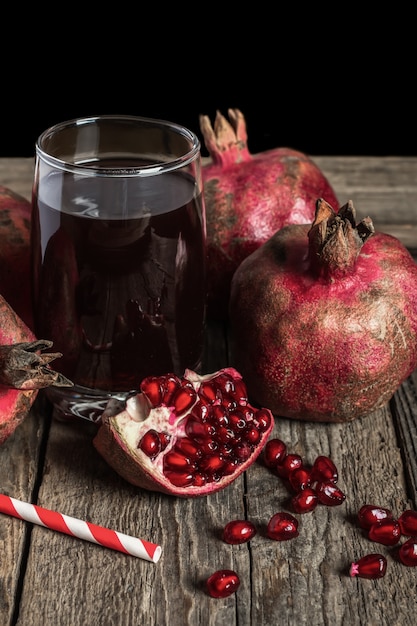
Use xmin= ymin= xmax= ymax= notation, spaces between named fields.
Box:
xmin=0 ymin=494 xmax=161 ymax=564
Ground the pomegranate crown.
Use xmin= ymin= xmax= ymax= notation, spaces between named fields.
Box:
xmin=307 ymin=198 xmax=375 ymax=279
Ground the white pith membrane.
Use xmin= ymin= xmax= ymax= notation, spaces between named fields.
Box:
xmin=103 ymin=368 xmax=273 ymax=495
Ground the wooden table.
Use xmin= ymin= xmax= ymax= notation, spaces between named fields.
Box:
xmin=1 ymin=157 xmax=417 ymax=626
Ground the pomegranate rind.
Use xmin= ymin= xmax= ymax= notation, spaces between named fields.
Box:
xmin=93 ymin=368 xmax=274 ymax=497
xmin=0 ymin=293 xmax=37 ymax=444
xmin=229 ymin=211 xmax=417 ymax=422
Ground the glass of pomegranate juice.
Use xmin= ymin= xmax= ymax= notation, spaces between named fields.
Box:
xmin=31 ymin=115 xmax=207 ymax=422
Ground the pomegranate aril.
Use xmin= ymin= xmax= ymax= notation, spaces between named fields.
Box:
xmin=276 ymin=453 xmax=303 ymax=479
xmin=350 ymin=553 xmax=387 ymax=579
xmin=171 ymin=386 xmax=197 ymax=415
xmin=198 ymin=453 xmax=225 ymax=474
xmin=175 ymin=437 xmax=201 ymax=459
xmin=233 ymin=442 xmax=252 ymax=462
xmin=228 ymin=410 xmax=247 ymax=431
xmin=206 ymin=569 xmax=240 ymax=598
xmin=310 ymin=455 xmax=338 ymax=483
xmin=267 ymin=512 xmax=299 ymax=541
xmin=254 ymin=409 xmax=272 ymax=431
xmin=288 ymin=466 xmax=312 ymax=492
xmin=398 ymin=536 xmax=417 ymax=566
xmin=368 ymin=519 xmax=401 ymax=546
xmin=165 ymin=470 xmax=195 ymax=487
xmin=357 ymin=504 xmax=393 ymax=530
xmin=163 ymin=450 xmax=194 ymax=471
xmin=315 ymin=481 xmax=346 ymax=506
xmin=264 ymin=438 xmax=287 ymax=469
xmin=291 ymin=487 xmax=318 ymax=514
xmin=138 ymin=429 xmax=162 ymax=458
xmin=185 ymin=418 xmax=211 ymax=441
xmin=245 ymin=426 xmax=261 ymax=445
xmin=398 ymin=510 xmax=417 ymax=535
xmin=161 ymin=373 xmax=182 ymax=405
xmin=222 ymin=520 xmax=257 ymax=544
xmin=199 ymin=380 xmax=219 ymax=402
xmin=140 ymin=376 xmax=163 ymax=406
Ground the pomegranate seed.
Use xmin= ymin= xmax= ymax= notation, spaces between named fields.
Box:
xmin=254 ymin=409 xmax=272 ymax=432
xmin=398 ymin=536 xmax=417 ymax=566
xmin=267 ymin=512 xmax=299 ymax=540
xmin=350 ymin=553 xmax=387 ymax=579
xmin=138 ymin=429 xmax=162 ymax=458
xmin=164 ymin=470 xmax=194 ymax=487
xmin=140 ymin=376 xmax=163 ymax=406
xmin=233 ymin=442 xmax=252 ymax=462
xmin=368 ymin=519 xmax=401 ymax=546
xmin=234 ymin=378 xmax=249 ymax=404
xmin=357 ymin=504 xmax=393 ymax=530
xmin=206 ymin=569 xmax=240 ymax=598
xmin=161 ymin=373 xmax=182 ymax=405
xmin=228 ymin=410 xmax=247 ymax=431
xmin=163 ymin=450 xmax=193 ymax=471
xmin=276 ymin=453 xmax=303 ymax=479
xmin=291 ymin=487 xmax=318 ymax=514
xmin=174 ymin=437 xmax=201 ymax=459
xmin=199 ymin=380 xmax=219 ymax=402
xmin=315 ymin=481 xmax=346 ymax=506
xmin=264 ymin=438 xmax=287 ymax=469
xmin=288 ymin=466 xmax=312 ymax=492
xmin=158 ymin=432 xmax=171 ymax=451
xmin=398 ymin=510 xmax=417 ymax=536
xmin=185 ymin=418 xmax=210 ymax=441
xmin=211 ymin=405 xmax=229 ymax=425
xmin=198 ymin=453 xmax=225 ymax=474
xmin=310 ymin=455 xmax=338 ymax=483
xmin=171 ymin=386 xmax=197 ymax=415
xmin=244 ymin=426 xmax=260 ymax=445
xmin=222 ymin=520 xmax=257 ymax=544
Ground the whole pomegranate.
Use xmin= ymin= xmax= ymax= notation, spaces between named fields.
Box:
xmin=93 ymin=367 xmax=273 ymax=497
xmin=0 ymin=291 xmax=72 ymax=444
xmin=200 ymin=109 xmax=339 ymax=319
xmin=229 ymin=198 xmax=417 ymax=422
xmin=0 ymin=186 xmax=33 ymax=329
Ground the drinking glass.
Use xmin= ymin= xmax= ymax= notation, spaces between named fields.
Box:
xmin=31 ymin=115 xmax=207 ymax=422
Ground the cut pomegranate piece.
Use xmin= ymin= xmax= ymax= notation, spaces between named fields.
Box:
xmin=398 ymin=510 xmax=417 ymax=536
xmin=263 ymin=438 xmax=287 ymax=469
xmin=266 ymin=512 xmax=299 ymax=540
xmin=315 ymin=481 xmax=346 ymax=506
xmin=222 ymin=520 xmax=257 ymax=544
xmin=291 ymin=487 xmax=318 ymax=514
xmin=357 ymin=504 xmax=394 ymax=530
xmin=350 ymin=554 xmax=387 ymax=579
xmin=368 ymin=519 xmax=401 ymax=546
xmin=206 ymin=569 xmax=240 ymax=598
xmin=93 ymin=367 xmax=274 ymax=497
xmin=398 ymin=537 xmax=417 ymax=566
xmin=310 ymin=455 xmax=338 ymax=483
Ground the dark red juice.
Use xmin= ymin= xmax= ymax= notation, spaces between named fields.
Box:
xmin=31 ymin=168 xmax=207 ymax=395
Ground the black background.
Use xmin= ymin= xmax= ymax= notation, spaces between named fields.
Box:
xmin=1 ymin=14 xmax=414 ymax=159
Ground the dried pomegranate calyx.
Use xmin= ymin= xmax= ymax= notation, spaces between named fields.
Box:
xmin=0 ymin=340 xmax=73 ymax=390
xmin=308 ymin=199 xmax=375 ymax=279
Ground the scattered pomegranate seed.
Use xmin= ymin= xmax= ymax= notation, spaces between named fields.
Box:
xmin=275 ymin=453 xmax=303 ymax=479
xmin=310 ymin=455 xmax=338 ymax=483
xmin=266 ymin=512 xmax=299 ymax=540
xmin=288 ymin=466 xmax=312 ymax=492
xmin=368 ymin=519 xmax=401 ymax=546
xmin=398 ymin=510 xmax=417 ymax=536
xmin=263 ymin=438 xmax=287 ymax=469
xmin=398 ymin=536 xmax=417 ymax=566
xmin=222 ymin=520 xmax=257 ymax=544
xmin=357 ymin=504 xmax=393 ymax=530
xmin=315 ymin=481 xmax=346 ymax=506
xmin=291 ymin=487 xmax=318 ymax=514
xmin=350 ymin=553 xmax=387 ymax=579
xmin=206 ymin=569 xmax=240 ymax=598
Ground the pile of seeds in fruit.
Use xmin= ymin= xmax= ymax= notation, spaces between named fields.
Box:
xmin=205 ymin=438 xmax=417 ymax=598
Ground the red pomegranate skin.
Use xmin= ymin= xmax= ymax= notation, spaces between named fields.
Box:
xmin=229 ymin=203 xmax=417 ymax=422
xmin=0 ymin=186 xmax=33 ymax=330
xmin=200 ymin=109 xmax=339 ymax=319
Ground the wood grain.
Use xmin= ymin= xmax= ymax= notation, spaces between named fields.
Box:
xmin=0 ymin=157 xmax=417 ymax=626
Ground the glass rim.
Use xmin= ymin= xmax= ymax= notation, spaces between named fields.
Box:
xmin=35 ymin=114 xmax=201 ymax=178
